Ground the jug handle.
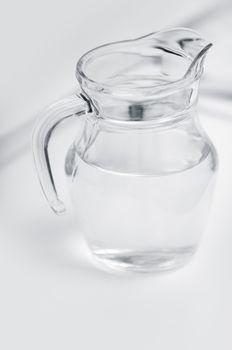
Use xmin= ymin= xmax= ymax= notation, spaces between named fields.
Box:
xmin=32 ymin=93 xmax=92 ymax=215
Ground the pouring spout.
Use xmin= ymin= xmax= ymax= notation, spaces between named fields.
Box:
xmin=184 ymin=40 xmax=212 ymax=79
xmin=138 ymin=27 xmax=212 ymax=81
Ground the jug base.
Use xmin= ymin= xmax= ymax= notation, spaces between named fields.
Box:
xmin=92 ymin=246 xmax=197 ymax=273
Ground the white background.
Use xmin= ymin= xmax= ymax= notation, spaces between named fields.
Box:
xmin=0 ymin=0 xmax=217 ymax=135
xmin=1 ymin=0 xmax=232 ymax=349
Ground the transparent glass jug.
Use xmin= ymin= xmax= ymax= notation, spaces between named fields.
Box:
xmin=33 ymin=28 xmax=218 ymax=273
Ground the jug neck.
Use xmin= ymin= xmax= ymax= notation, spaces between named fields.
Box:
xmin=81 ymin=79 xmax=199 ymax=123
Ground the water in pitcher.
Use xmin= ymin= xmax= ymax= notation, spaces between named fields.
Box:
xmin=70 ymin=149 xmax=216 ymax=272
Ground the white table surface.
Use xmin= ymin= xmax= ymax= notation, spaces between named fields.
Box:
xmin=1 ymin=0 xmax=231 ymax=348
xmin=1 ymin=100 xmax=232 ymax=349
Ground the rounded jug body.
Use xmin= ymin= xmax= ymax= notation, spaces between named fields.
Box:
xmin=66 ymin=110 xmax=217 ymax=272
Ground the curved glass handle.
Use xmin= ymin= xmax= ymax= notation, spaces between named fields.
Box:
xmin=32 ymin=93 xmax=92 ymax=215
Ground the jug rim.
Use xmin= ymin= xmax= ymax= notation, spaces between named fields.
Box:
xmin=76 ymin=27 xmax=212 ymax=99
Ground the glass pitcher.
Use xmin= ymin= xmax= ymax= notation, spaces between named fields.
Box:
xmin=33 ymin=28 xmax=218 ymax=273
